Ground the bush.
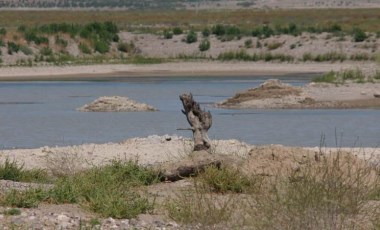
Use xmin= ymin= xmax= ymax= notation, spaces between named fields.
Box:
xmin=212 ymin=24 xmax=226 ymax=36
xmin=163 ymin=29 xmax=173 ymax=39
xmin=173 ymin=27 xmax=183 ymax=35
xmin=0 ymin=28 xmax=6 ymax=36
xmin=79 ymin=43 xmax=91 ymax=54
xmin=7 ymin=42 xmax=20 ymax=54
xmin=20 ymin=45 xmax=33 ymax=55
xmin=312 ymin=71 xmax=337 ymax=83
xmin=40 ymin=47 xmax=53 ymax=56
xmin=55 ymin=36 xmax=68 ymax=47
xmin=1 ymin=188 xmax=48 ymax=208
xmin=94 ymin=40 xmax=109 ymax=54
xmin=244 ymin=39 xmax=253 ymax=48
xmin=199 ymin=166 xmax=256 ymax=193
xmin=0 ymin=159 xmax=49 ymax=183
xmin=199 ymin=39 xmax=210 ymax=52
xmin=353 ymin=28 xmax=367 ymax=42
xmin=186 ymin=30 xmax=197 ymax=44
xmin=202 ymin=27 xmax=210 ymax=37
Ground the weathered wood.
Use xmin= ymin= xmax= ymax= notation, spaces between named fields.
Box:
xmin=179 ymin=93 xmax=212 ymax=151
xmin=158 ymin=150 xmax=222 ymax=182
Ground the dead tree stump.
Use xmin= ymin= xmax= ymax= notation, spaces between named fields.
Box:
xmin=180 ymin=93 xmax=212 ymax=151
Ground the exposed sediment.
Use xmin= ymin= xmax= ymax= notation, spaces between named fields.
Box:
xmin=78 ymin=96 xmax=158 ymax=112
xmin=218 ymin=79 xmax=380 ymax=109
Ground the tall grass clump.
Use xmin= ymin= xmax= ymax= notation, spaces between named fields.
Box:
xmin=0 ymin=160 xmax=158 ymax=219
xmin=198 ymin=39 xmax=210 ymax=52
xmin=217 ymin=50 xmax=294 ymax=62
xmin=0 ymin=159 xmax=49 ymax=183
xmin=185 ymin=30 xmax=197 ymax=44
xmin=47 ymin=160 xmax=157 ymax=218
xmin=312 ymin=71 xmax=337 ymax=83
xmin=246 ymin=152 xmax=379 ymax=229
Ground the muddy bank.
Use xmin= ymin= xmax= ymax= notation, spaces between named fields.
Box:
xmin=218 ymin=79 xmax=380 ymax=109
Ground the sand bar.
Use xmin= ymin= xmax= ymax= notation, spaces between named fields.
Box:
xmin=0 ymin=61 xmax=377 ymax=81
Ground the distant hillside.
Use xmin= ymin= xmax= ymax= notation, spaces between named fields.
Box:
xmin=1 ymin=0 xmax=379 ymax=9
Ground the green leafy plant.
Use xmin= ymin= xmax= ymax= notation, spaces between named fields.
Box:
xmin=186 ymin=30 xmax=197 ymax=44
xmin=244 ymin=39 xmax=253 ymax=48
xmin=173 ymin=27 xmax=183 ymax=35
xmin=163 ymin=29 xmax=173 ymax=39
xmin=79 ymin=43 xmax=91 ymax=54
xmin=198 ymin=39 xmax=210 ymax=52
xmin=353 ymin=28 xmax=367 ymax=42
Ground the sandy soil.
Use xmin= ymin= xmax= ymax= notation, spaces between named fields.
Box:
xmin=219 ymin=79 xmax=380 ymax=109
xmin=0 ymin=135 xmax=379 ymax=228
xmin=0 ymin=61 xmax=378 ymax=81
xmin=77 ymin=96 xmax=157 ymax=112
xmin=1 ymin=135 xmax=378 ymax=173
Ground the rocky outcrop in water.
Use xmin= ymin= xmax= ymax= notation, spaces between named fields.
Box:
xmin=78 ymin=96 xmax=157 ymax=112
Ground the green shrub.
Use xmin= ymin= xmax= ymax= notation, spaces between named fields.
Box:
xmin=350 ymin=53 xmax=371 ymax=61
xmin=20 ymin=45 xmax=33 ymax=55
xmin=0 ymin=159 xmax=49 ymax=183
xmin=186 ymin=30 xmax=197 ymax=44
xmin=312 ymin=71 xmax=337 ymax=83
xmin=199 ymin=166 xmax=257 ymax=193
xmin=212 ymin=24 xmax=226 ymax=36
xmin=3 ymin=208 xmax=21 ymax=216
xmin=163 ymin=29 xmax=173 ymax=39
xmin=202 ymin=27 xmax=210 ymax=37
xmin=40 ymin=47 xmax=53 ymax=56
xmin=55 ymin=36 xmax=68 ymax=47
xmin=199 ymin=39 xmax=210 ymax=52
xmin=94 ymin=40 xmax=109 ymax=54
xmin=244 ymin=39 xmax=253 ymax=48
xmin=341 ymin=69 xmax=365 ymax=82
xmin=48 ymin=160 xmax=157 ymax=218
xmin=1 ymin=188 xmax=48 ymax=208
xmin=7 ymin=42 xmax=20 ymax=54
xmin=79 ymin=43 xmax=91 ymax=54
xmin=256 ymin=40 xmax=262 ymax=48
xmin=353 ymin=28 xmax=367 ymax=42
xmin=0 ymin=28 xmax=6 ymax=36
xmin=173 ymin=27 xmax=183 ymax=35
xmin=374 ymin=71 xmax=380 ymax=80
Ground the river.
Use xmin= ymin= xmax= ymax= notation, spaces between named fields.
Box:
xmin=0 ymin=75 xmax=379 ymax=149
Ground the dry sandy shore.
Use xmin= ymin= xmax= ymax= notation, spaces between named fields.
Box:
xmin=219 ymin=79 xmax=380 ymax=109
xmin=1 ymin=136 xmax=379 ymax=228
xmin=0 ymin=61 xmax=378 ymax=80
xmin=1 ymin=135 xmax=379 ymax=172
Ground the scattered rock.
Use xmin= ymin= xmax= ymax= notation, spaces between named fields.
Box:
xmin=77 ymin=96 xmax=158 ymax=112
xmin=374 ymin=92 xmax=380 ymax=98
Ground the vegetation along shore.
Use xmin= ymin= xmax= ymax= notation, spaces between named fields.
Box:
xmin=0 ymin=3 xmax=379 ymax=229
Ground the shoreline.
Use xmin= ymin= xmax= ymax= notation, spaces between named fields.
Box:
xmin=1 ymin=135 xmax=379 ymax=170
xmin=0 ymin=61 xmax=376 ymax=81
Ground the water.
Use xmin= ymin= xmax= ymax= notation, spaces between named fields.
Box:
xmin=0 ymin=75 xmax=379 ymax=149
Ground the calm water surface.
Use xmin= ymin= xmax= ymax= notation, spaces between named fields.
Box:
xmin=0 ymin=75 xmax=379 ymax=149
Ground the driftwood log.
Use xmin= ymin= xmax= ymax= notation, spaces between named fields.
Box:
xmin=180 ymin=93 xmax=212 ymax=151
xmin=158 ymin=150 xmax=222 ymax=182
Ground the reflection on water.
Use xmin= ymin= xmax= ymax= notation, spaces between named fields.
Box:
xmin=0 ymin=75 xmax=379 ymax=149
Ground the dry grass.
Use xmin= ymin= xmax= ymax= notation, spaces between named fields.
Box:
xmin=0 ymin=9 xmax=379 ymax=32
xmin=166 ymin=149 xmax=380 ymax=229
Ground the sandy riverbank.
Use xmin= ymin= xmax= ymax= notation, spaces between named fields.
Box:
xmin=0 ymin=61 xmax=377 ymax=81
xmin=1 ymin=135 xmax=379 ymax=172
xmin=219 ymin=79 xmax=380 ymax=109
